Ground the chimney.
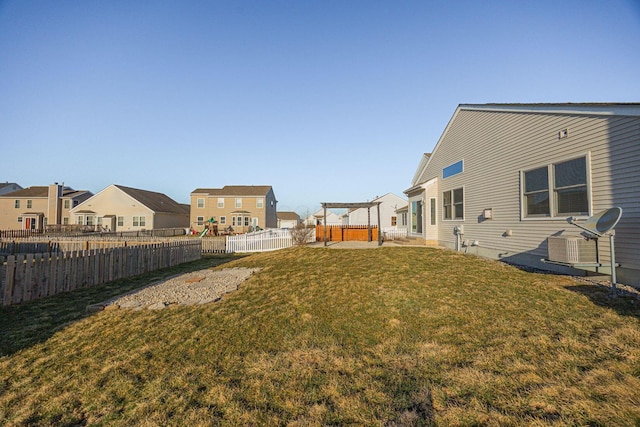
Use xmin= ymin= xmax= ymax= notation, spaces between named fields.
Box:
xmin=48 ymin=183 xmax=63 ymax=226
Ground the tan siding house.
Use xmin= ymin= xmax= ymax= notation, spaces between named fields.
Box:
xmin=406 ymin=103 xmax=640 ymax=286
xmin=0 ymin=184 xmax=92 ymax=230
xmin=190 ymin=186 xmax=277 ymax=233
xmin=70 ymin=184 xmax=189 ymax=231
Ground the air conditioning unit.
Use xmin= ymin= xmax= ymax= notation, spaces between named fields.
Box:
xmin=547 ymin=236 xmax=597 ymax=263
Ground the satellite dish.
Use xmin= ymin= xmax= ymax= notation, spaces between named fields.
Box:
xmin=581 ymin=207 xmax=622 ymax=236
xmin=564 ymin=207 xmax=623 ymax=289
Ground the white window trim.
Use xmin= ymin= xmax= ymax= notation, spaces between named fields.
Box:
xmin=442 ymin=186 xmax=465 ymax=221
xmin=520 ymin=152 xmax=592 ymax=221
xmin=217 ymin=198 xmax=224 ymax=208
xmin=197 ymin=198 xmax=205 ymax=208
xmin=235 ymin=198 xmax=242 ymax=208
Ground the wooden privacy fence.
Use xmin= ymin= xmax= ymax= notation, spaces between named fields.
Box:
xmin=200 ymin=236 xmax=227 ymax=253
xmin=4 ymin=236 xmax=196 ymax=253
xmin=0 ymin=241 xmax=58 ymax=256
xmin=0 ymin=240 xmax=201 ymax=306
xmin=316 ymin=225 xmax=379 ymax=242
xmin=0 ymin=227 xmax=186 ymax=239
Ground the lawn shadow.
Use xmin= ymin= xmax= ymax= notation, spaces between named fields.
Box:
xmin=0 ymin=254 xmax=242 ymax=357
xmin=500 ymin=259 xmax=640 ymax=320
xmin=564 ymin=282 xmax=640 ymax=320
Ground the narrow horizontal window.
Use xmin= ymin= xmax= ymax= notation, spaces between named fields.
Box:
xmin=443 ymin=160 xmax=463 ymax=179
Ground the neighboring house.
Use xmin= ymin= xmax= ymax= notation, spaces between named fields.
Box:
xmin=277 ymin=211 xmax=300 ymax=229
xmin=190 ymin=185 xmax=277 ymax=233
xmin=0 ymin=182 xmax=22 ymax=196
xmin=0 ymin=183 xmax=92 ymax=230
xmin=344 ymin=193 xmax=406 ymax=228
xmin=406 ymin=103 xmax=640 ymax=286
xmin=70 ymin=184 xmax=189 ymax=231
xmin=303 ymin=209 xmax=343 ymax=226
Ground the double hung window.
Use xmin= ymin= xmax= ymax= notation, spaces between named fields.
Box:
xmin=443 ymin=188 xmax=464 ymax=220
xmin=522 ymin=156 xmax=589 ymax=218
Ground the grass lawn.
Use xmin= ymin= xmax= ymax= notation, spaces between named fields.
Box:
xmin=1 ymin=246 xmax=639 ymax=426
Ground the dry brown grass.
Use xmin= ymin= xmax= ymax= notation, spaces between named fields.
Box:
xmin=1 ymin=247 xmax=640 ymax=426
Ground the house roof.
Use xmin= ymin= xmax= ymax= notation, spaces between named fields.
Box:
xmin=277 ymin=211 xmax=300 ymax=220
xmin=0 ymin=182 xmax=20 ymax=189
xmin=192 ymin=185 xmax=273 ymax=197
xmin=62 ymin=189 xmax=91 ymax=198
xmin=0 ymin=185 xmax=90 ymax=198
xmin=0 ymin=186 xmax=48 ymax=197
xmin=114 ymin=185 xmax=190 ymax=215
xmin=459 ymin=103 xmax=640 ymax=117
xmin=410 ymin=102 xmax=640 ymax=193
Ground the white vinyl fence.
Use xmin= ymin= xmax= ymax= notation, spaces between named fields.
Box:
xmin=226 ymin=228 xmax=315 ymax=253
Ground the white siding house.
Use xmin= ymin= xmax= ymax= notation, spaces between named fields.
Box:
xmin=303 ymin=209 xmax=342 ymax=226
xmin=344 ymin=193 xmax=406 ymax=228
xmin=406 ymin=103 xmax=640 ymax=286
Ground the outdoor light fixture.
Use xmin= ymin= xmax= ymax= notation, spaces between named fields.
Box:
xmin=483 ymin=208 xmax=493 ymax=219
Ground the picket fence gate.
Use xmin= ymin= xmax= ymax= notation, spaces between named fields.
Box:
xmin=0 ymin=240 xmax=201 ymax=306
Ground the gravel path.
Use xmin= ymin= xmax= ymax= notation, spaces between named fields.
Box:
xmin=87 ymin=267 xmax=261 ymax=311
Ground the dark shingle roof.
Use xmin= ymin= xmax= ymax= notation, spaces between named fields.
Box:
xmin=62 ymin=189 xmax=91 ymax=198
xmin=0 ymin=186 xmax=91 ymax=198
xmin=115 ymin=185 xmax=189 ymax=215
xmin=0 ymin=182 xmax=20 ymax=189
xmin=192 ymin=185 xmax=272 ymax=197
xmin=0 ymin=186 xmax=48 ymax=197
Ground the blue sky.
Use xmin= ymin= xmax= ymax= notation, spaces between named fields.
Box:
xmin=1 ymin=1 xmax=639 ymax=215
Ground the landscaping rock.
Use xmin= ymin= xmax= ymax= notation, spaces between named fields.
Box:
xmin=91 ymin=267 xmax=261 ymax=311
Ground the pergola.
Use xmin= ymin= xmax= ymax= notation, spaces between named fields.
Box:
xmin=320 ymin=202 xmax=383 ymax=246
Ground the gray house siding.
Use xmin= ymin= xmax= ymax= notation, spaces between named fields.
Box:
xmin=418 ymin=105 xmax=640 ymax=286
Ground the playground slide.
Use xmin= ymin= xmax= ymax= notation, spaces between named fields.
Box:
xmin=198 ymin=229 xmax=208 ymax=238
